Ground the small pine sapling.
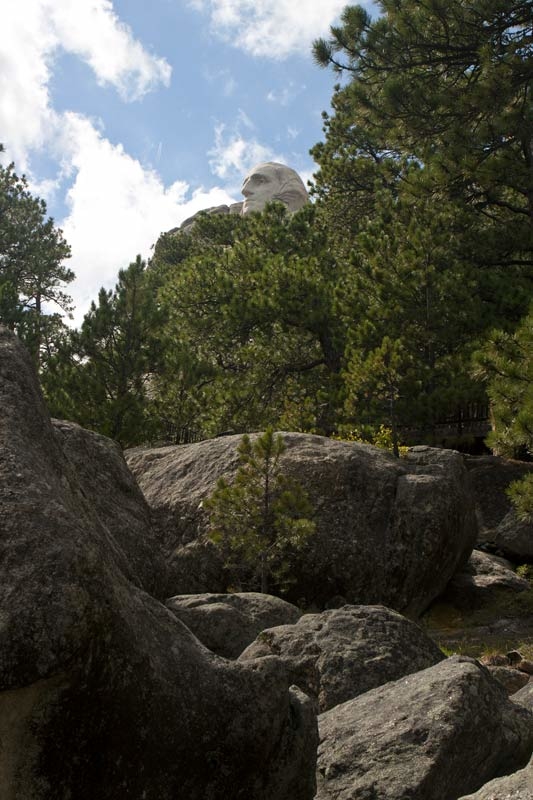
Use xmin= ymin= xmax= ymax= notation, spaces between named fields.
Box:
xmin=205 ymin=428 xmax=315 ymax=593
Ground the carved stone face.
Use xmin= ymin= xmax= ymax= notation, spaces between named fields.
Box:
xmin=241 ymin=162 xmax=309 ymax=215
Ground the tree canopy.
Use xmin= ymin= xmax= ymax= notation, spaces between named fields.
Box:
xmin=0 ymin=150 xmax=73 ymax=365
xmin=43 ymin=256 xmax=162 ymax=447
xmin=32 ymin=1 xmax=533 ymax=479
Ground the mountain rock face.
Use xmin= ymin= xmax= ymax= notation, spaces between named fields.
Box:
xmin=239 ymin=605 xmax=445 ymax=712
xmin=316 ymin=656 xmax=533 ymax=800
xmin=126 ymin=436 xmax=477 ymax=614
xmin=166 ymin=592 xmax=302 ymax=659
xmin=0 ymin=328 xmax=317 ymax=800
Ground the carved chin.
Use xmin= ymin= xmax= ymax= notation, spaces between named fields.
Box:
xmin=242 ymin=199 xmax=265 ymax=214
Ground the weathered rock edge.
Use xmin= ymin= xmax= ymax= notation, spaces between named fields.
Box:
xmin=316 ymin=655 xmax=533 ymax=800
xmin=166 ymin=591 xmax=302 ymax=659
xmin=239 ymin=604 xmax=445 ymax=712
xmin=458 ymin=753 xmax=533 ymax=799
xmin=0 ymin=328 xmax=317 ymax=800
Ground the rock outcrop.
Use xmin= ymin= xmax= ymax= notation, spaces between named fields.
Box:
xmin=458 ymin=754 xmax=533 ymax=799
xmin=316 ymin=656 xmax=533 ymax=800
xmin=166 ymin=592 xmax=301 ymax=659
xmin=52 ymin=418 xmax=165 ymax=596
xmin=0 ymin=328 xmax=317 ymax=800
xmin=484 ymin=665 xmax=530 ymax=695
xmin=514 ymin=681 xmax=533 ymax=711
xmin=126 ymin=437 xmax=477 ymax=614
xmin=440 ymin=549 xmax=530 ymax=610
xmin=466 ymin=454 xmax=533 ymax=559
xmin=239 ymin=605 xmax=444 ymax=711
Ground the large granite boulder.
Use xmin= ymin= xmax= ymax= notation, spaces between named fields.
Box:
xmin=316 ymin=656 xmax=533 ymax=800
xmin=166 ymin=592 xmax=301 ymax=659
xmin=458 ymin=754 xmax=533 ymax=799
xmin=239 ymin=605 xmax=444 ymax=711
xmin=0 ymin=328 xmax=317 ymax=800
xmin=126 ymin=437 xmax=477 ymax=614
xmin=441 ymin=549 xmax=530 ymax=610
xmin=466 ymin=454 xmax=533 ymax=558
xmin=52 ymin=418 xmax=165 ymax=596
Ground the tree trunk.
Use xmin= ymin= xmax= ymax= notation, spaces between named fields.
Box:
xmin=260 ymin=553 xmax=268 ymax=594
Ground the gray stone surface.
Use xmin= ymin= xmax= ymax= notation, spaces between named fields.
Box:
xmin=52 ymin=418 xmax=165 ymax=597
xmin=176 ymin=161 xmax=308 ymax=231
xmin=486 ymin=665 xmax=531 ymax=695
xmin=241 ymin=162 xmax=308 ymax=214
xmin=166 ymin=592 xmax=302 ymax=659
xmin=0 ymin=328 xmax=317 ymax=800
xmin=493 ymin=509 xmax=533 ymax=559
xmin=513 ymin=681 xmax=533 ymax=711
xmin=316 ymin=656 xmax=533 ymax=800
xmin=458 ymin=754 xmax=533 ymax=799
xmin=442 ymin=550 xmax=530 ymax=610
xmin=239 ymin=605 xmax=444 ymax=711
xmin=466 ymin=454 xmax=533 ymax=559
xmin=126 ymin=437 xmax=477 ymax=615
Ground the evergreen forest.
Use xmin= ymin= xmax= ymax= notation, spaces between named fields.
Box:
xmin=2 ymin=1 xmax=533 ymax=504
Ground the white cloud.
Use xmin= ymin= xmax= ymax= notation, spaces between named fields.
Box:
xmin=57 ymin=114 xmax=236 ymax=325
xmin=266 ymin=82 xmax=304 ymax=107
xmin=188 ymin=0 xmax=348 ymax=58
xmin=237 ymin=109 xmax=255 ymax=131
xmin=0 ymin=1 xmax=235 ymax=325
xmin=208 ymin=121 xmax=281 ymax=180
xmin=48 ymin=0 xmax=171 ymax=101
xmin=0 ymin=2 xmax=56 ymax=168
xmin=0 ymin=0 xmax=171 ymax=168
xmin=267 ymin=88 xmax=290 ymax=106
xmin=203 ymin=65 xmax=237 ymax=97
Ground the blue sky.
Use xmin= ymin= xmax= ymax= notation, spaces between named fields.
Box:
xmin=1 ymin=0 xmax=375 ymax=324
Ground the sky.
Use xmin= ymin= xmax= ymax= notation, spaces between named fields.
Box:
xmin=1 ymin=0 xmax=375 ymax=325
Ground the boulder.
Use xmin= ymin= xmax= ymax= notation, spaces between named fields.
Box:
xmin=485 ymin=666 xmax=531 ymax=695
xmin=465 ymin=454 xmax=533 ymax=559
xmin=492 ymin=509 xmax=533 ymax=559
xmin=316 ymin=656 xmax=533 ymax=800
xmin=0 ymin=328 xmax=317 ymax=800
xmin=166 ymin=592 xmax=302 ymax=659
xmin=52 ymin=418 xmax=165 ymax=596
xmin=239 ymin=605 xmax=444 ymax=712
xmin=458 ymin=754 xmax=533 ymax=799
xmin=441 ymin=550 xmax=530 ymax=610
xmin=126 ymin=438 xmax=477 ymax=614
xmin=513 ymin=681 xmax=533 ymax=712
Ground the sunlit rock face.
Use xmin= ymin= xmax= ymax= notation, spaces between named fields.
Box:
xmin=177 ymin=161 xmax=309 ymax=230
xmin=241 ymin=162 xmax=309 ymax=215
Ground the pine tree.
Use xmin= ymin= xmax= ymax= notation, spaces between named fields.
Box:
xmin=313 ymin=0 xmax=533 ymax=277
xmin=205 ymin=428 xmax=316 ymax=593
xmin=475 ymin=308 xmax=533 ymax=517
xmin=154 ymin=204 xmax=345 ymax=435
xmin=0 ymin=151 xmax=72 ymax=365
xmin=43 ymin=256 xmax=162 ymax=446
